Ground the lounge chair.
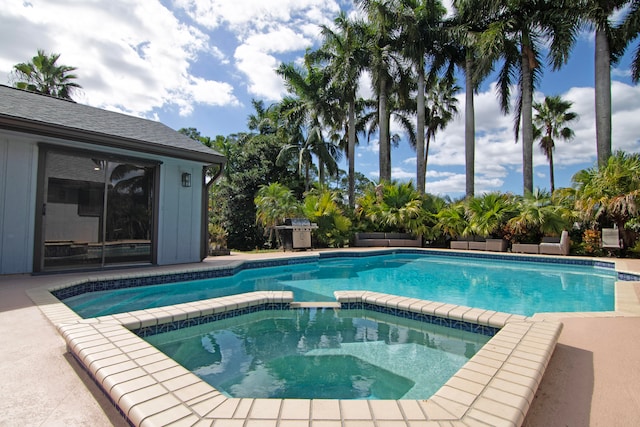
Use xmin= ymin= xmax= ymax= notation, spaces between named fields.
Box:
xmin=601 ymin=228 xmax=622 ymax=255
xmin=539 ymin=230 xmax=570 ymax=256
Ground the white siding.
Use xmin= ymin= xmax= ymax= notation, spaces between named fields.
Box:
xmin=0 ymin=136 xmax=36 ymax=274
xmin=156 ymin=160 xmax=203 ymax=265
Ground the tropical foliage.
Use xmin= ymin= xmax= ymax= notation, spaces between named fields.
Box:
xmin=302 ymin=187 xmax=353 ymax=248
xmin=563 ymin=151 xmax=640 ymax=250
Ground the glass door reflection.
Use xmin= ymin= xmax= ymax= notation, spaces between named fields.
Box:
xmin=42 ymin=150 xmax=154 ymax=270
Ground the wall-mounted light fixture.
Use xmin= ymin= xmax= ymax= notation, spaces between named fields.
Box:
xmin=181 ymin=172 xmax=192 ymax=187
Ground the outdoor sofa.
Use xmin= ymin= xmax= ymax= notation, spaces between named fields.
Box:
xmin=512 ymin=231 xmax=570 ymax=255
xmin=354 ymin=232 xmax=422 ymax=247
xmin=450 ymin=237 xmax=508 ymax=252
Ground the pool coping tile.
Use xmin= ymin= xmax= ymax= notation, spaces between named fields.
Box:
xmin=31 ymin=288 xmax=561 ymax=427
xmin=25 ymin=249 xmax=640 ymax=427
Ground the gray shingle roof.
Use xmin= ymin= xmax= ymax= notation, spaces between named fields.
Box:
xmin=0 ymin=85 xmax=224 ymax=164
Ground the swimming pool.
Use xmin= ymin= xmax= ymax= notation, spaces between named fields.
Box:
xmin=61 ymin=252 xmax=617 ymax=317
xmin=144 ymin=307 xmax=491 ymax=400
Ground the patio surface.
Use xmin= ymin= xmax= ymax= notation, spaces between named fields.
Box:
xmin=1 ymin=250 xmax=639 ymax=426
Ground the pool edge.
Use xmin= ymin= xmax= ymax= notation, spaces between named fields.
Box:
xmin=33 ymin=287 xmax=560 ymax=427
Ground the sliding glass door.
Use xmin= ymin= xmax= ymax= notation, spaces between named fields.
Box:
xmin=38 ymin=148 xmax=157 ymax=271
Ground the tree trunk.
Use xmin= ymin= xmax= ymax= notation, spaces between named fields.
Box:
xmin=424 ymin=132 xmax=431 ymax=180
xmin=548 ymin=145 xmax=555 ymax=193
xmin=416 ymin=66 xmax=426 ymax=194
xmin=521 ymin=45 xmax=534 ymax=195
xmin=319 ymin=159 xmax=325 ymax=186
xmin=595 ymin=28 xmax=612 ymax=168
xmin=379 ymin=75 xmax=391 ymax=182
xmin=348 ymin=98 xmax=356 ymax=207
xmin=465 ymin=54 xmax=475 ymax=198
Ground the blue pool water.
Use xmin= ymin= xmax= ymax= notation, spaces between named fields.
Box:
xmin=63 ymin=253 xmax=617 ymax=317
xmin=144 ymin=307 xmax=490 ymax=400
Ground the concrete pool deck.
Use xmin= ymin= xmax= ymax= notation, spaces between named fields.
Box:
xmin=1 ymin=249 xmax=639 ymax=426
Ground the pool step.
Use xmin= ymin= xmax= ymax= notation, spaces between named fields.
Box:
xmin=290 ymin=301 xmax=342 ymax=309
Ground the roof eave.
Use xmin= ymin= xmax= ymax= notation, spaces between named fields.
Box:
xmin=0 ymin=115 xmax=225 ymax=165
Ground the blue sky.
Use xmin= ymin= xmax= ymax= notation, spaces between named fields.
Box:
xmin=1 ymin=0 xmax=639 ymax=199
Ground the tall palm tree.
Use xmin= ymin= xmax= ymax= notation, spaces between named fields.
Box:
xmin=423 ymin=76 xmax=460 ymax=183
xmin=317 ymin=12 xmax=369 ymax=207
xmin=396 ymin=0 xmax=447 ymax=194
xmin=478 ymin=1 xmax=579 ymax=195
xmin=619 ymin=0 xmax=640 ymax=82
xmin=579 ymin=1 xmax=630 ymax=167
xmin=451 ymin=0 xmax=496 ymax=198
xmin=532 ymin=95 xmax=578 ymax=193
xmin=247 ymin=99 xmax=280 ymax=135
xmin=10 ymin=49 xmax=82 ymax=100
xmin=276 ymin=61 xmax=339 ymax=189
xmin=355 ymin=0 xmax=402 ymax=182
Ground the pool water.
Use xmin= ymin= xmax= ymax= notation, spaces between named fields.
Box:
xmin=144 ymin=308 xmax=490 ymax=400
xmin=63 ymin=253 xmax=617 ymax=318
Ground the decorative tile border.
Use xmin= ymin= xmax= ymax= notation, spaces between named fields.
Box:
xmin=133 ymin=302 xmax=291 ymax=338
xmin=340 ymin=301 xmax=500 ymax=337
xmin=51 ymin=256 xmax=318 ymax=300
xmin=51 ymin=249 xmax=638 ymax=305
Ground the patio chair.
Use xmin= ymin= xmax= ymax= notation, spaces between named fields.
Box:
xmin=539 ymin=230 xmax=570 ymax=256
xmin=601 ymin=228 xmax=623 ymax=256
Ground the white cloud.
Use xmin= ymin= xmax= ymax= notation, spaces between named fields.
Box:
xmin=0 ymin=0 xmax=239 ymax=117
xmin=175 ymin=0 xmax=339 ymax=32
xmin=234 ymin=44 xmax=285 ymax=100
xmin=175 ymin=0 xmax=341 ymax=102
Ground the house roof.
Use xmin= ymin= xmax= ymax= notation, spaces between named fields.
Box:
xmin=0 ymin=85 xmax=224 ymax=165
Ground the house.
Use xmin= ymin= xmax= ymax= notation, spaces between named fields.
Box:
xmin=0 ymin=85 xmax=225 ymax=274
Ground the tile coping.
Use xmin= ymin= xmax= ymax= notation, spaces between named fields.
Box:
xmin=26 ymin=249 xmax=640 ymax=427
xmin=29 ymin=286 xmax=560 ymax=427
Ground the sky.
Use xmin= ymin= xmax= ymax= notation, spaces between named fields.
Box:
xmin=1 ymin=0 xmax=639 ymax=199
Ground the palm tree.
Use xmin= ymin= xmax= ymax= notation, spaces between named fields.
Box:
xmin=478 ymin=1 xmax=579 ymax=195
xmin=356 ymin=181 xmax=425 ymax=234
xmin=436 ymin=200 xmax=472 ymax=239
xmin=507 ymin=189 xmax=572 ymax=242
xmin=317 ymin=12 xmax=369 ymax=207
xmin=355 ymin=0 xmax=402 ymax=182
xmin=423 ymin=76 xmax=460 ymax=183
xmin=10 ymin=49 xmax=82 ymax=100
xmin=619 ymin=0 xmax=640 ymax=82
xmin=301 ymin=187 xmax=352 ymax=248
xmin=579 ymin=1 xmax=631 ymax=167
xmin=451 ymin=0 xmax=496 ymax=198
xmin=465 ymin=192 xmax=516 ymax=238
xmin=254 ymin=183 xmax=301 ymax=244
xmin=532 ymin=95 xmax=578 ymax=193
xmin=276 ymin=61 xmax=339 ymax=189
xmin=396 ymin=0 xmax=447 ymax=194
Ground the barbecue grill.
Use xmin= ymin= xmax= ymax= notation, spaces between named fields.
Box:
xmin=275 ymin=218 xmax=318 ymax=250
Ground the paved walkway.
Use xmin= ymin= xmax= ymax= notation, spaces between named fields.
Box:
xmin=1 ymin=252 xmax=639 ymax=426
